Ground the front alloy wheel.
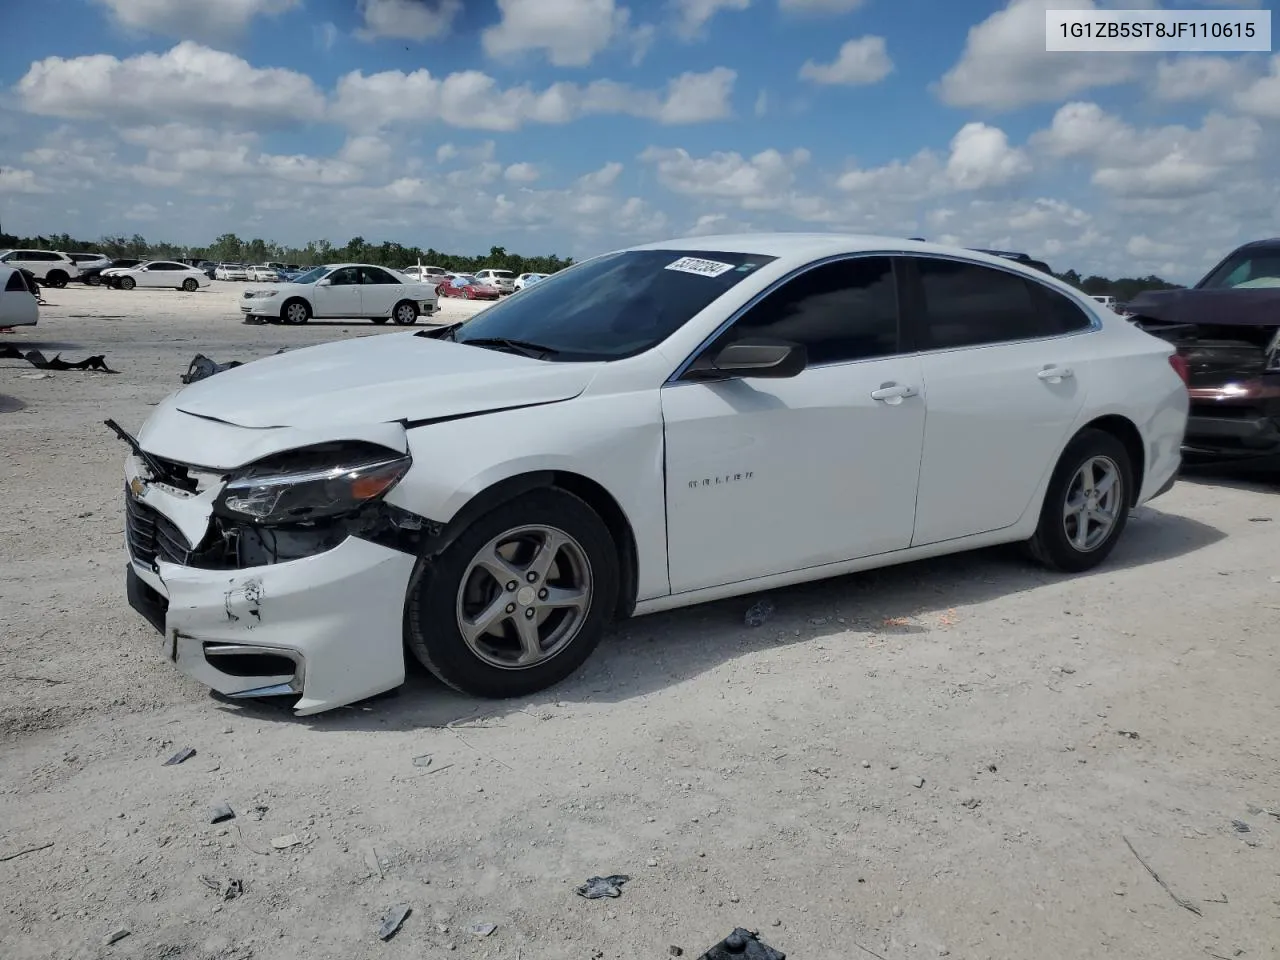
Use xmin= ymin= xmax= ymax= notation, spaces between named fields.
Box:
xmin=283 ymin=300 xmax=310 ymax=324
xmin=406 ymin=489 xmax=619 ymax=697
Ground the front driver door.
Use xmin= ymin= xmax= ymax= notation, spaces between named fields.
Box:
xmin=313 ymin=266 xmax=362 ymax=318
xmin=661 ymin=255 xmax=926 ymax=594
xmin=136 ymin=264 xmax=166 ymax=287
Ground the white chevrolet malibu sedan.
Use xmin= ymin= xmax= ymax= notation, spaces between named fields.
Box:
xmin=240 ymin=263 xmax=439 ymax=325
xmin=114 ymin=234 xmax=1188 ymax=714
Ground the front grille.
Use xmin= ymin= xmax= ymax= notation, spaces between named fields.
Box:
xmin=125 ymin=489 xmax=193 ymax=567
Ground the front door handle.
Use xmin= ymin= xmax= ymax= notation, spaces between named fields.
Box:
xmin=870 ymin=382 xmax=918 ymax=403
xmin=1037 ymin=365 xmax=1074 ymax=382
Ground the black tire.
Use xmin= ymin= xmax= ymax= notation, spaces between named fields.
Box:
xmin=85 ymin=274 xmax=102 ymax=286
xmin=47 ymin=270 xmax=68 ymax=288
xmin=1027 ymin=428 xmax=1133 ymax=573
xmin=370 ymin=316 xmax=389 ymax=325
xmin=406 ymin=488 xmax=619 ymax=698
xmin=182 ymin=277 xmax=198 ymax=292
xmin=281 ymin=298 xmax=310 ymax=325
xmin=120 ymin=276 xmax=136 ymax=291
xmin=391 ymin=300 xmax=418 ymax=325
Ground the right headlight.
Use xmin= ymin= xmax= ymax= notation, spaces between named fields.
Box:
xmin=215 ymin=442 xmax=411 ymax=525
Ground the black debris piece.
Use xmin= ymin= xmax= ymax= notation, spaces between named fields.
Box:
xmin=1232 ymin=820 xmax=1251 ymax=834
xmin=0 ymin=346 xmax=118 ymax=372
xmin=670 ymin=948 xmax=684 ymax=957
xmin=209 ymin=803 xmax=236 ymax=824
xmin=575 ymin=875 xmax=630 ymax=899
xmin=164 ymin=747 xmax=196 ymax=766
xmin=744 ymin=598 xmax=775 ymax=627
xmin=200 ymin=876 xmax=243 ymax=901
xmin=1117 ymin=730 xmax=1140 ymax=739
xmin=182 ymin=353 xmax=243 ymax=384
xmin=377 ymin=904 xmax=411 ymax=941
xmin=696 ymin=928 xmax=785 ymax=960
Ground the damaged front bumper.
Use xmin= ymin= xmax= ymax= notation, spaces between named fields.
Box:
xmin=123 ymin=454 xmax=421 ymax=715
xmin=1184 ymin=380 xmax=1280 ymax=460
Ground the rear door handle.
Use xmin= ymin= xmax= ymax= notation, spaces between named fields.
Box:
xmin=1037 ymin=365 xmax=1074 ymax=381
xmin=870 ymin=382 xmax=918 ymax=402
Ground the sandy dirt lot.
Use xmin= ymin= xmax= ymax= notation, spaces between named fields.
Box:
xmin=1 ymin=280 xmax=1277 ymax=960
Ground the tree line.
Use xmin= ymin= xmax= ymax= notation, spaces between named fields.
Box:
xmin=1 ymin=228 xmax=1184 ymax=296
xmin=0 ymin=230 xmax=574 ymax=277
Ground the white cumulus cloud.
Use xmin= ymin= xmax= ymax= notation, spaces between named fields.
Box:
xmin=799 ymin=36 xmax=892 ymax=85
xmin=91 ymin=0 xmax=299 ymax=43
xmin=356 ymin=0 xmax=462 ymax=41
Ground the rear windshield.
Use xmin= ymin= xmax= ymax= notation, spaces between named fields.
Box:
xmin=1199 ymin=249 xmax=1280 ymax=289
xmin=453 ymin=249 xmax=776 ymax=361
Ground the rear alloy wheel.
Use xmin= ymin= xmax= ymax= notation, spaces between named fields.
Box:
xmin=282 ymin=299 xmax=310 ymax=325
xmin=181 ymin=277 xmax=198 ymax=292
xmin=119 ymin=276 xmax=136 ymax=291
xmin=406 ymin=489 xmax=619 ymax=698
xmin=47 ymin=270 xmax=68 ymax=288
xmin=1027 ymin=428 xmax=1132 ymax=572
xmin=392 ymin=300 xmax=418 ymax=325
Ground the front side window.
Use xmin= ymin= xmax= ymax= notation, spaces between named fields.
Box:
xmin=328 ymin=267 xmax=360 ymax=286
xmin=912 ymin=258 xmax=1081 ymax=350
xmin=451 ymin=249 xmax=776 ymax=362
xmin=707 ymin=256 xmax=900 ymax=366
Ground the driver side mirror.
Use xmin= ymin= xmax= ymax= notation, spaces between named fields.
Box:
xmin=685 ymin=337 xmax=807 ymax=380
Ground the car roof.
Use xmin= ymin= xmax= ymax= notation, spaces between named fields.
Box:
xmin=1231 ymin=237 xmax=1280 ymax=253
xmin=624 ymin=232 xmax=1055 ymax=274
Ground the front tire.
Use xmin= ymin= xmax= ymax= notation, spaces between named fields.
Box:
xmin=282 ymin=299 xmax=310 ymax=325
xmin=182 ymin=277 xmax=198 ymax=292
xmin=85 ymin=274 xmax=102 ymax=286
xmin=392 ymin=300 xmax=418 ymax=325
xmin=47 ymin=270 xmax=68 ymax=288
xmin=119 ymin=276 xmax=136 ymax=291
xmin=406 ymin=489 xmax=619 ymax=698
xmin=1027 ymin=428 xmax=1133 ymax=572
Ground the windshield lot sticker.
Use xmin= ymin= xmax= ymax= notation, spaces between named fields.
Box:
xmin=665 ymin=256 xmax=736 ymax=278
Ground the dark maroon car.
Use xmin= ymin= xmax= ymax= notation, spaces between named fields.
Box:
xmin=1127 ymin=238 xmax=1280 ymax=462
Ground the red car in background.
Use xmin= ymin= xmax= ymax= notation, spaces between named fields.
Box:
xmin=436 ymin=274 xmax=501 ymax=300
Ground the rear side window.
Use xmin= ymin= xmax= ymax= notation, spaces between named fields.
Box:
xmin=913 ymin=258 xmax=1087 ymax=349
xmin=717 ymin=256 xmax=900 ymax=365
xmin=361 ymin=267 xmax=399 ymax=284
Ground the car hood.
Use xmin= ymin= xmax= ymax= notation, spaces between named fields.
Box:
xmin=171 ymin=332 xmax=601 ymax=429
xmin=1125 ymin=287 xmax=1280 ymax=327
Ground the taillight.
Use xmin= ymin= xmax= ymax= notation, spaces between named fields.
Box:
xmin=1168 ymin=352 xmax=1190 ymax=385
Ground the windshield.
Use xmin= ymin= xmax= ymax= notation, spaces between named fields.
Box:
xmin=453 ymin=249 xmax=776 ymax=362
xmin=455 ymin=275 xmax=478 ymax=284
xmin=1199 ymin=250 xmax=1280 ymax=289
xmin=292 ymin=266 xmax=328 ymax=284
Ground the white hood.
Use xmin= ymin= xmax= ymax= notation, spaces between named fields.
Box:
xmin=171 ymin=332 xmax=599 ymax=430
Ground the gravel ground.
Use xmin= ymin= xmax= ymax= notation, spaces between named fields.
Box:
xmin=1 ymin=281 xmax=1278 ymax=960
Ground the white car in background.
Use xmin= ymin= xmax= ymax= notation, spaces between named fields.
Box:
xmin=514 ymin=272 xmax=547 ymax=291
xmin=0 ymin=264 xmax=39 ymax=326
xmin=215 ymin=263 xmax=249 ymax=281
xmin=247 ymin=265 xmax=281 ymax=282
xmin=104 ymin=260 xmax=211 ymax=291
xmin=401 ymin=265 xmax=450 ymax=283
xmin=69 ymin=252 xmax=112 ymax=273
xmin=116 ymin=233 xmax=1187 ymax=716
xmin=0 ymin=249 xmax=80 ymax=287
xmin=240 ymin=263 xmax=439 ymax=325
xmin=474 ymin=268 xmax=515 ymax=294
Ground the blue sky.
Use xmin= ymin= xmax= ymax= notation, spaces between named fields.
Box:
xmin=0 ymin=0 xmax=1277 ymax=281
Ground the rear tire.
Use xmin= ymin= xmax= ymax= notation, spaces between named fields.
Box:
xmin=120 ymin=276 xmax=136 ymax=291
xmin=406 ymin=488 xmax=619 ymax=698
xmin=1027 ymin=428 xmax=1133 ymax=573
xmin=47 ymin=270 xmax=68 ymax=288
xmin=85 ymin=275 xmax=102 ymax=286
xmin=392 ymin=300 xmax=418 ymax=325
xmin=182 ymin=277 xmax=198 ymax=292
xmin=282 ymin=299 xmax=310 ymax=325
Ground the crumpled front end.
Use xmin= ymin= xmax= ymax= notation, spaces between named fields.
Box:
xmin=120 ymin=411 xmax=431 ymax=715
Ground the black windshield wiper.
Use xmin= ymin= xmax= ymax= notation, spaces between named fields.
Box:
xmin=458 ymin=337 xmax=559 ymax=359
